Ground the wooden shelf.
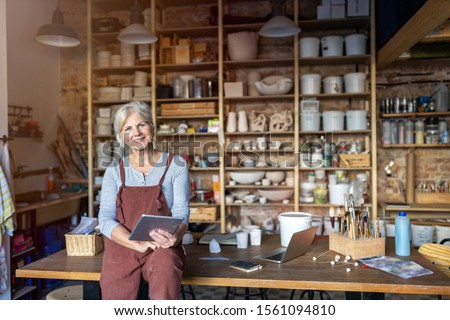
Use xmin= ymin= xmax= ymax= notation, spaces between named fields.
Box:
xmin=157 ymin=25 xmax=218 ymax=38
xmin=227 ymin=202 xmax=294 ymax=207
xmin=158 ymin=114 xmax=219 ymax=120
xmin=299 ymin=167 xmax=372 ymax=171
xmin=299 ymin=92 xmax=370 ymax=99
xmin=226 ymin=167 xmax=294 ymax=171
xmin=11 ymin=246 xmax=36 ymax=259
xmin=224 ymin=94 xmax=294 ymax=102
xmin=226 ymin=185 xmax=294 ymax=189
xmin=299 ymin=130 xmax=371 ymax=135
xmin=92 ymin=65 xmax=151 ymax=75
xmin=157 ymin=97 xmax=219 ymax=103
xmin=299 ymin=55 xmax=370 ymax=66
xmin=382 ymin=144 xmax=450 ymax=148
xmin=13 ymin=286 xmax=36 ymax=300
xmin=381 ymin=112 xmax=450 ymax=118
xmin=225 ymin=131 xmax=295 ymax=136
xmin=224 ymin=58 xmax=294 ymax=69
xmin=189 ymin=167 xmax=220 ymax=172
xmin=156 ymin=62 xmax=219 ymax=73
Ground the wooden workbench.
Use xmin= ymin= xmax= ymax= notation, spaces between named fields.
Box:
xmin=16 ymin=235 xmax=450 ymax=299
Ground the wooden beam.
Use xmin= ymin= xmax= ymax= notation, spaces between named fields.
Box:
xmin=377 ymin=0 xmax=450 ymax=69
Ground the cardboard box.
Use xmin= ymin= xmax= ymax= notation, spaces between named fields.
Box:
xmin=224 ymin=81 xmax=245 ymax=97
xmin=415 ymin=192 xmax=450 ymax=204
xmin=317 ymin=5 xmax=331 ymax=19
xmin=347 ymin=0 xmax=370 ymax=17
xmin=174 ymin=45 xmax=190 ymax=64
xmin=331 ymin=4 xmax=346 ymax=19
xmin=329 ymin=233 xmax=385 ymax=260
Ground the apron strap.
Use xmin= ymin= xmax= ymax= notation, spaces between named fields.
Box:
xmin=119 ymin=159 xmax=126 ymax=187
xmin=158 ymin=153 xmax=174 ymax=185
xmin=117 ymin=159 xmax=127 ymax=223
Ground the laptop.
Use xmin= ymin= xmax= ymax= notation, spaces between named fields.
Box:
xmin=254 ymin=226 xmax=318 ymax=264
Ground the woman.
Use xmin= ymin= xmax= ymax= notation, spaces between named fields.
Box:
xmin=98 ymin=101 xmax=190 ymax=300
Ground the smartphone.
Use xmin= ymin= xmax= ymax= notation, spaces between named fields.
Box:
xmin=229 ymin=260 xmax=263 ymax=272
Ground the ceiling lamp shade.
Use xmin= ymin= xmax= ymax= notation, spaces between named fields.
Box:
xmin=259 ymin=0 xmax=301 ymax=38
xmin=118 ymin=1 xmax=157 ymax=44
xmin=35 ymin=4 xmax=80 ymax=47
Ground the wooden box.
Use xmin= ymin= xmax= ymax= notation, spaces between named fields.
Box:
xmin=174 ymin=45 xmax=191 ymax=64
xmin=224 ymin=81 xmax=245 ymax=97
xmin=329 ymin=232 xmax=385 ymax=259
xmin=160 ymin=102 xmax=217 ymax=116
xmin=415 ymin=192 xmax=450 ymax=204
xmin=159 ymin=47 xmax=173 ymax=64
xmin=339 ymin=153 xmax=370 ymax=167
xmin=189 ymin=207 xmax=218 ymax=222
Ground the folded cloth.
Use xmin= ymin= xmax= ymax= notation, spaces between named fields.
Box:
xmin=0 ymin=166 xmax=15 ymax=246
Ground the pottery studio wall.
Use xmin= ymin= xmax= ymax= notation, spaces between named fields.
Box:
xmin=5 ymin=0 xmax=87 ymax=194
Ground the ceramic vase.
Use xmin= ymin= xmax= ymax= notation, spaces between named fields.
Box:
xmin=238 ymin=111 xmax=248 ymax=132
xmin=226 ymin=112 xmax=237 ymax=132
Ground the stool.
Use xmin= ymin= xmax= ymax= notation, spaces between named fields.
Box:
xmin=46 ymin=285 xmax=83 ymax=300
xmin=225 ymin=287 xmax=268 ymax=300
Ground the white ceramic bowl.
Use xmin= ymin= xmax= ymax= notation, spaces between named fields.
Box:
xmin=257 ymin=189 xmax=294 ymax=201
xmin=265 ymin=171 xmax=286 ymax=184
xmin=229 ymin=171 xmax=265 ymax=184
xmin=254 ymin=76 xmax=293 ymax=95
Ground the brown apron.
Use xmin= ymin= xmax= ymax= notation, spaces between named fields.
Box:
xmin=100 ymin=153 xmax=185 ymax=300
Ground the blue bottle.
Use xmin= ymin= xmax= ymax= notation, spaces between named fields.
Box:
xmin=395 ymin=211 xmax=410 ymax=256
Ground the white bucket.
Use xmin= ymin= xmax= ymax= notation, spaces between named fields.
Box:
xmin=344 ymin=72 xmax=366 ymax=93
xmin=321 ymin=36 xmax=344 ymax=57
xmin=300 ymin=37 xmax=320 ymax=58
xmin=322 ymin=111 xmax=344 ymax=131
xmin=436 ymin=225 xmax=450 ymax=245
xmin=386 ymin=223 xmax=395 ymax=237
xmin=323 ymin=76 xmax=343 ymax=94
xmin=411 ymin=224 xmax=435 ymax=247
xmin=328 ymin=183 xmax=350 ymax=205
xmin=301 ymin=74 xmax=322 ymax=94
xmin=278 ymin=212 xmax=312 ymax=247
xmin=301 ymin=112 xmax=321 ymax=131
xmin=346 ymin=110 xmax=368 ymax=130
xmin=311 ymin=215 xmax=324 ymax=235
xmin=345 ymin=34 xmax=367 ymax=56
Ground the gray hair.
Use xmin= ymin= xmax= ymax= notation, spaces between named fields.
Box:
xmin=113 ymin=101 xmax=154 ymax=146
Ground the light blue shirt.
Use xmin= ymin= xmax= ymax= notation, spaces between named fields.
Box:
xmin=98 ymin=152 xmax=190 ymax=239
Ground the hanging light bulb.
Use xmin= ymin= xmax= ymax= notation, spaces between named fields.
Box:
xmin=118 ymin=1 xmax=157 ymax=44
xmin=35 ymin=3 xmax=80 ymax=47
xmin=259 ymin=0 xmax=301 ymax=38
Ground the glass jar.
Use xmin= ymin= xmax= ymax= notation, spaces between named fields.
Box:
xmin=390 ymin=119 xmax=398 ymax=144
xmin=397 ymin=119 xmax=405 ymax=144
xmin=415 ymin=119 xmax=424 ymax=144
xmin=382 ymin=119 xmax=391 ymax=145
xmin=425 ymin=118 xmax=439 ymax=144
xmin=405 ymin=119 xmax=414 ymax=144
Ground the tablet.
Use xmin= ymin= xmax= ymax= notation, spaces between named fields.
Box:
xmin=128 ymin=215 xmax=183 ymax=241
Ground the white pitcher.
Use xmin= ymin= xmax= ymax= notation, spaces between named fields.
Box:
xmin=238 ymin=110 xmax=248 ymax=132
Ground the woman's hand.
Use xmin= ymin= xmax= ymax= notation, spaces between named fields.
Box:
xmin=133 ymin=240 xmax=160 ymax=253
xmin=150 ymin=223 xmax=187 ymax=249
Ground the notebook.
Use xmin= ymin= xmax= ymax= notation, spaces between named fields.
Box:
xmin=253 ymin=226 xmax=318 ymax=263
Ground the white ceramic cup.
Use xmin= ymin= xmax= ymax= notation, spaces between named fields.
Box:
xmin=259 ymin=196 xmax=267 ymax=204
xmin=225 ymin=195 xmax=234 ymax=204
xmin=250 ymin=229 xmax=262 ymax=246
xmin=236 ymin=232 xmax=249 ymax=249
xmin=261 ymin=178 xmax=271 ymax=186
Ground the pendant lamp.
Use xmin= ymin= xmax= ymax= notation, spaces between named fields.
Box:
xmin=118 ymin=1 xmax=157 ymax=44
xmin=35 ymin=3 xmax=80 ymax=47
xmin=259 ymin=0 xmax=301 ymax=37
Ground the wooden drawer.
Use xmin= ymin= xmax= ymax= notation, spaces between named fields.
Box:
xmin=189 ymin=207 xmax=218 ymax=222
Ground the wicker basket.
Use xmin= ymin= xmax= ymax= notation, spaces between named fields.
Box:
xmin=65 ymin=233 xmax=104 ymax=256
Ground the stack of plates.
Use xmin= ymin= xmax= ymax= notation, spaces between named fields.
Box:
xmin=97 ymin=87 xmax=121 ymax=101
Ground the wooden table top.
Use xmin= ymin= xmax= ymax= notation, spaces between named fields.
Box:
xmin=16 ymin=235 xmax=450 ymax=295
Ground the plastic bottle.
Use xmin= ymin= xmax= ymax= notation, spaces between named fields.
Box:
xmin=395 ymin=211 xmax=410 ymax=256
xmin=47 ymin=167 xmax=55 ymax=192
